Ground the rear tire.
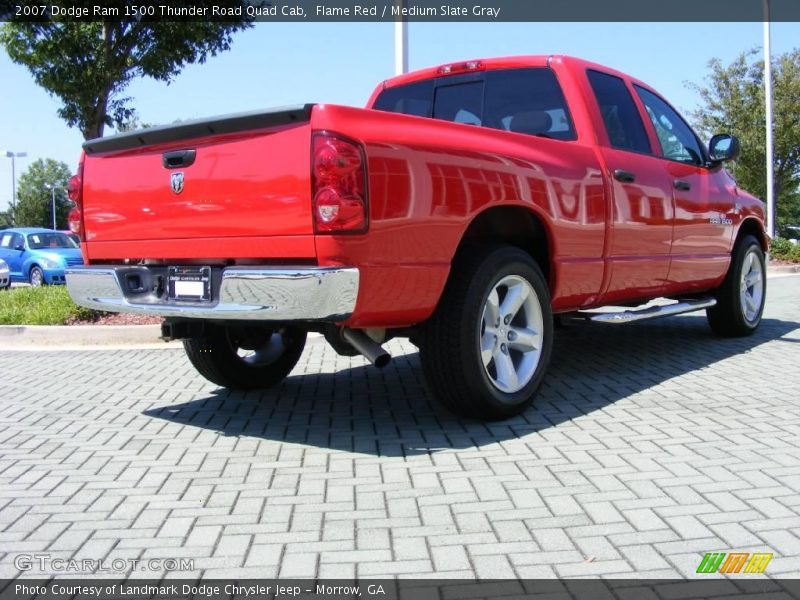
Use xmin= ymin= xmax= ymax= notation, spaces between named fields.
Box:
xmin=184 ymin=324 xmax=307 ymax=389
xmin=420 ymin=245 xmax=553 ymax=420
xmin=707 ymin=235 xmax=766 ymax=337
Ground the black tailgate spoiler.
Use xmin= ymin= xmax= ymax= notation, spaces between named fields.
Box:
xmin=82 ymin=104 xmax=315 ymax=155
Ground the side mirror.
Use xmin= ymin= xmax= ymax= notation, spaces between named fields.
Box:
xmin=14 ymin=243 xmax=24 ymax=252
xmin=708 ymin=134 xmax=740 ymax=163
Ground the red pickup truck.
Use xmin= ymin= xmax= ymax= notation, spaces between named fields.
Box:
xmin=66 ymin=55 xmax=768 ymax=420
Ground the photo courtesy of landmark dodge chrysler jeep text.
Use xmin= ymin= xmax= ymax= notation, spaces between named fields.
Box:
xmin=65 ymin=55 xmax=768 ymax=420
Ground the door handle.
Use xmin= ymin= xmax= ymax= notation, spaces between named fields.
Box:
xmin=674 ymin=179 xmax=691 ymax=191
xmin=613 ymin=169 xmax=636 ymax=183
xmin=162 ymin=149 xmax=196 ymax=169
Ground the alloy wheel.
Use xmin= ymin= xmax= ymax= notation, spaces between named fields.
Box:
xmin=30 ymin=268 xmax=43 ymax=287
xmin=739 ymin=249 xmax=764 ymax=324
xmin=479 ymin=274 xmax=544 ymax=394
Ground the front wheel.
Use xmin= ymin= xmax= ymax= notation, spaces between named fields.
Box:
xmin=707 ymin=235 xmax=766 ymax=337
xmin=183 ymin=324 xmax=307 ymax=389
xmin=420 ymin=245 xmax=553 ymax=420
xmin=29 ymin=266 xmax=45 ymax=287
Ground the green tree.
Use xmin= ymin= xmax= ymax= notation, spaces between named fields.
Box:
xmin=114 ymin=111 xmax=155 ymax=133
xmin=14 ymin=159 xmax=73 ymax=229
xmin=0 ymin=9 xmax=250 ymax=139
xmin=687 ymin=48 xmax=800 ymax=237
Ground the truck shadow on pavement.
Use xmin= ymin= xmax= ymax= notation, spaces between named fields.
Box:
xmin=143 ymin=315 xmax=798 ymax=456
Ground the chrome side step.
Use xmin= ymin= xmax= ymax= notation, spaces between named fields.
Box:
xmin=582 ymin=298 xmax=717 ymax=324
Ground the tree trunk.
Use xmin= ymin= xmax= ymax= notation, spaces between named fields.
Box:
xmin=86 ymin=87 xmax=110 ymax=139
xmin=83 ymin=114 xmax=105 ymax=140
xmin=82 ymin=22 xmax=115 ymax=139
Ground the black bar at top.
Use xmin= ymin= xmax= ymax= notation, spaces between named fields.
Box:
xmin=2 ymin=0 xmax=800 ymax=22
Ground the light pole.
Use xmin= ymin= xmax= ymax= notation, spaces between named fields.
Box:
xmin=3 ymin=150 xmax=27 ymax=225
xmin=44 ymin=183 xmax=62 ymax=230
xmin=394 ymin=0 xmax=408 ymax=75
xmin=763 ymin=0 xmax=775 ymax=240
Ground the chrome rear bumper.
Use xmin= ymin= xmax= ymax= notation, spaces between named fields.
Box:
xmin=65 ymin=266 xmax=359 ymax=321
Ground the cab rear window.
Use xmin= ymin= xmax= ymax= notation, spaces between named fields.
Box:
xmin=373 ymin=67 xmax=576 ymax=141
xmin=372 ymin=80 xmax=433 ymax=118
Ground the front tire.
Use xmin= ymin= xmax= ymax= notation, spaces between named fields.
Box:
xmin=707 ymin=235 xmax=766 ymax=337
xmin=420 ymin=245 xmax=553 ymax=420
xmin=29 ymin=266 xmax=45 ymax=287
xmin=183 ymin=324 xmax=307 ymax=389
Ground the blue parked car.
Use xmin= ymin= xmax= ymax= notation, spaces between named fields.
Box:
xmin=0 ymin=228 xmax=84 ymax=287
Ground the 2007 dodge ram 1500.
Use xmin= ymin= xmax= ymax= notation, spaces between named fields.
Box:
xmin=66 ymin=55 xmax=768 ymax=420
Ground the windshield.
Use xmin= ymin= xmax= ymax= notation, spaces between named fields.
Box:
xmin=27 ymin=232 xmax=79 ymax=250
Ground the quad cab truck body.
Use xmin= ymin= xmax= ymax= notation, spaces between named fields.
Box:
xmin=66 ymin=56 xmax=768 ymax=419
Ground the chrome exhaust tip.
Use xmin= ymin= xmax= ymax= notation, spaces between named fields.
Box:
xmin=341 ymin=328 xmax=391 ymax=368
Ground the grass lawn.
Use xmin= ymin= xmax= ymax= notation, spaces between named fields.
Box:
xmin=0 ymin=286 xmax=98 ymax=325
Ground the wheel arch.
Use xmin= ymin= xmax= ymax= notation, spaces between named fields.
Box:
xmin=455 ymin=205 xmax=553 ymax=289
xmin=736 ymin=217 xmax=769 ymax=252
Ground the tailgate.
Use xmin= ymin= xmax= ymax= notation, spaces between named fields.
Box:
xmin=82 ymin=105 xmax=314 ymax=243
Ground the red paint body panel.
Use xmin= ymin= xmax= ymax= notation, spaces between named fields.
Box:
xmin=595 ymin=146 xmax=675 ymax=303
xmin=311 ymin=102 xmax=607 ymax=323
xmin=80 ymin=55 xmax=767 ymax=328
xmin=82 ymin=125 xmax=314 ymax=243
xmin=665 ymin=161 xmax=734 ymax=289
xmin=86 ymin=235 xmax=316 ymax=261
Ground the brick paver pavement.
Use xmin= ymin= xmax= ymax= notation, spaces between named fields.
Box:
xmin=1 ymin=275 xmax=799 ymax=579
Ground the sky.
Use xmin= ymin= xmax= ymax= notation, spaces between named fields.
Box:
xmin=1 ymin=20 xmax=799 ymax=212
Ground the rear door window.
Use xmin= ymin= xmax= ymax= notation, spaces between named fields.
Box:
xmin=483 ymin=68 xmax=576 ymax=141
xmin=587 ymin=70 xmax=652 ymax=154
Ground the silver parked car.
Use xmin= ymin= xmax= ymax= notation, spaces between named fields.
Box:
xmin=0 ymin=258 xmax=10 ymax=290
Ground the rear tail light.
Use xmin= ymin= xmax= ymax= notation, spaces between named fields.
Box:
xmin=67 ymin=154 xmax=85 ymax=240
xmin=312 ymin=133 xmax=368 ymax=233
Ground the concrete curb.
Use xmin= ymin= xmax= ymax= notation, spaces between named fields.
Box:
xmin=1 ymin=268 xmax=796 ymax=350
xmin=0 ymin=324 xmax=324 ymax=350
xmin=0 ymin=324 xmax=179 ymax=350
xmin=769 ymin=263 xmax=800 ymax=274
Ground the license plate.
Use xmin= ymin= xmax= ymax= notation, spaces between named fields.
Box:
xmin=168 ymin=266 xmax=211 ymax=302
